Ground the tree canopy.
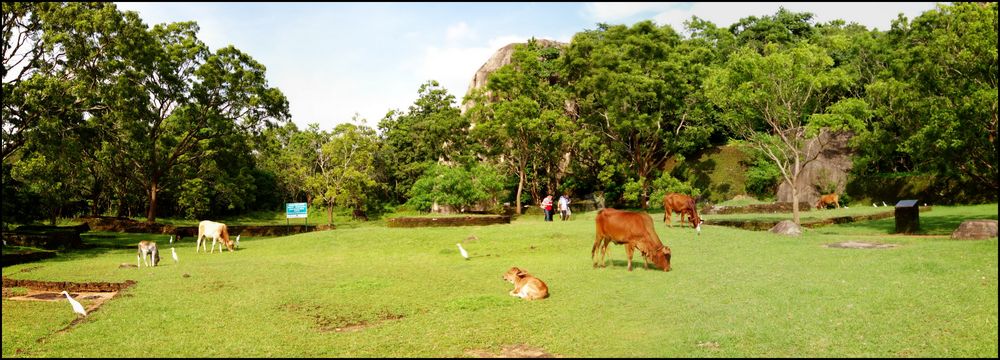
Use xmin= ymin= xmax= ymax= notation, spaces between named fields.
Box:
xmin=3 ymin=3 xmax=994 ymax=226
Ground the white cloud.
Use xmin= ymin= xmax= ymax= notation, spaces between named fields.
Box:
xmin=445 ymin=21 xmax=477 ymax=44
xmin=584 ymin=2 xmax=684 ymax=22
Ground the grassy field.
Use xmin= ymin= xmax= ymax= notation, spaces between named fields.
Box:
xmin=3 ymin=205 xmax=997 ymax=357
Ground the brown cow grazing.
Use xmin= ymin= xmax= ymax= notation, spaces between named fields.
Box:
xmin=662 ymin=193 xmax=703 ymax=234
xmin=593 ymin=208 xmax=672 ymax=272
xmin=815 ymin=193 xmax=840 ymax=210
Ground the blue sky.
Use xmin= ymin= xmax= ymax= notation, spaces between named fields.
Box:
xmin=114 ymin=2 xmax=939 ymax=131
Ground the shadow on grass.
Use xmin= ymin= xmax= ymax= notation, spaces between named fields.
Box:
xmin=4 ymin=232 xmax=197 ymax=267
xmin=820 ymin=213 xmax=998 ymax=236
xmin=594 ymin=259 xmax=663 ymax=270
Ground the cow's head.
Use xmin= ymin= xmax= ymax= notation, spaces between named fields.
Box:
xmin=691 ymin=215 xmax=703 ymax=235
xmin=649 ymin=245 xmax=672 ymax=272
xmin=503 ymin=267 xmax=526 ymax=283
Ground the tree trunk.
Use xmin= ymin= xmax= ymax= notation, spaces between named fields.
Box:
xmin=326 ymin=201 xmax=334 ymax=226
xmin=640 ymin=179 xmax=650 ymax=210
xmin=515 ymin=169 xmax=526 ymax=215
xmin=791 ymin=179 xmax=800 ymax=225
xmin=146 ymin=180 xmax=158 ymax=223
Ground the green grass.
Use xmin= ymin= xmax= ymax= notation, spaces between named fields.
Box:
xmin=715 ymin=196 xmax=772 ymax=207
xmin=2 ymin=205 xmax=997 ymax=357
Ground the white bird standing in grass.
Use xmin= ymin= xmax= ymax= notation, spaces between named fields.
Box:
xmin=61 ymin=291 xmax=87 ymax=317
xmin=171 ymin=247 xmax=179 ymax=264
xmin=456 ymin=243 xmax=469 ymax=260
xmin=873 ymin=203 xmax=878 ymax=207
xmin=169 ymin=235 xmax=174 ymax=244
xmin=882 ymin=201 xmax=888 ymax=207
xmin=235 ymin=234 xmax=240 ymax=248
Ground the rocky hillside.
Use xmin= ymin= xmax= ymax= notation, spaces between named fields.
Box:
xmin=459 ymin=39 xmax=566 ymax=114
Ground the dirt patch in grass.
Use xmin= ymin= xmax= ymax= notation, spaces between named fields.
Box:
xmin=2 ymin=276 xmax=136 ymax=292
xmin=2 ymin=276 xmax=136 ymax=331
xmin=323 ymin=312 xmax=405 ymax=333
xmin=823 ymin=241 xmax=899 ymax=249
xmin=281 ymin=304 xmax=406 ymax=333
xmin=697 ymin=341 xmax=721 ymax=350
xmin=19 ymin=265 xmax=44 ymax=273
xmin=465 ymin=344 xmax=559 ymax=358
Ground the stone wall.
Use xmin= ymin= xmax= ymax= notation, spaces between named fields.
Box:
xmin=75 ymin=216 xmax=322 ymax=237
xmin=704 ymin=209 xmax=907 ymax=231
xmin=386 ymin=216 xmax=511 ymax=228
xmin=1 ymin=224 xmax=89 ymax=249
xmin=702 ymin=202 xmax=813 ymax=215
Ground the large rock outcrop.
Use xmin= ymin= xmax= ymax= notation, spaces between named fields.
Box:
xmin=776 ymin=131 xmax=854 ymax=208
xmin=459 ymin=39 xmax=566 ymax=114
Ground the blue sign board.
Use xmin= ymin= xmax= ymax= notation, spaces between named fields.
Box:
xmin=286 ymin=202 xmax=308 ymax=218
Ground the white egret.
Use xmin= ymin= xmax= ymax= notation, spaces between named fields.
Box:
xmin=171 ymin=247 xmax=179 ymax=263
xmin=169 ymin=235 xmax=174 ymax=244
xmin=235 ymin=234 xmax=240 ymax=248
xmin=61 ymin=291 xmax=87 ymax=317
xmin=456 ymin=243 xmax=469 ymax=260
xmin=873 ymin=203 xmax=878 ymax=207
xmin=882 ymin=201 xmax=888 ymax=207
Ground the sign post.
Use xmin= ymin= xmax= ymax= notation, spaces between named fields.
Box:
xmin=286 ymin=202 xmax=308 ymax=234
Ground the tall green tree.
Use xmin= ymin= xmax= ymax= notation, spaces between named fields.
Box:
xmin=563 ymin=21 xmax=713 ymax=209
xmin=4 ymin=3 xmax=147 ymax=220
xmin=705 ymin=42 xmax=856 ymax=224
xmin=378 ymin=80 xmax=469 ymax=204
xmin=98 ymin=19 xmax=289 ymax=222
xmin=307 ymin=119 xmax=380 ymax=226
xmin=861 ymin=2 xmax=997 ymax=198
xmin=729 ymin=7 xmax=818 ymax=52
xmin=466 ymin=39 xmax=571 ymax=214
xmin=256 ymin=122 xmax=322 ymax=205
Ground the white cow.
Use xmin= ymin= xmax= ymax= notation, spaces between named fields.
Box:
xmin=137 ymin=240 xmax=160 ymax=267
xmin=196 ymin=220 xmax=234 ymax=253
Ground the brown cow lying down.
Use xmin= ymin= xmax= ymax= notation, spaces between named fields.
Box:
xmin=815 ymin=193 xmax=840 ymax=209
xmin=593 ymin=208 xmax=672 ymax=272
xmin=503 ymin=266 xmax=549 ymax=300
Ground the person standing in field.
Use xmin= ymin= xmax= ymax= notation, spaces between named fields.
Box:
xmin=541 ymin=194 xmax=554 ymax=221
xmin=558 ymin=194 xmax=571 ymax=221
